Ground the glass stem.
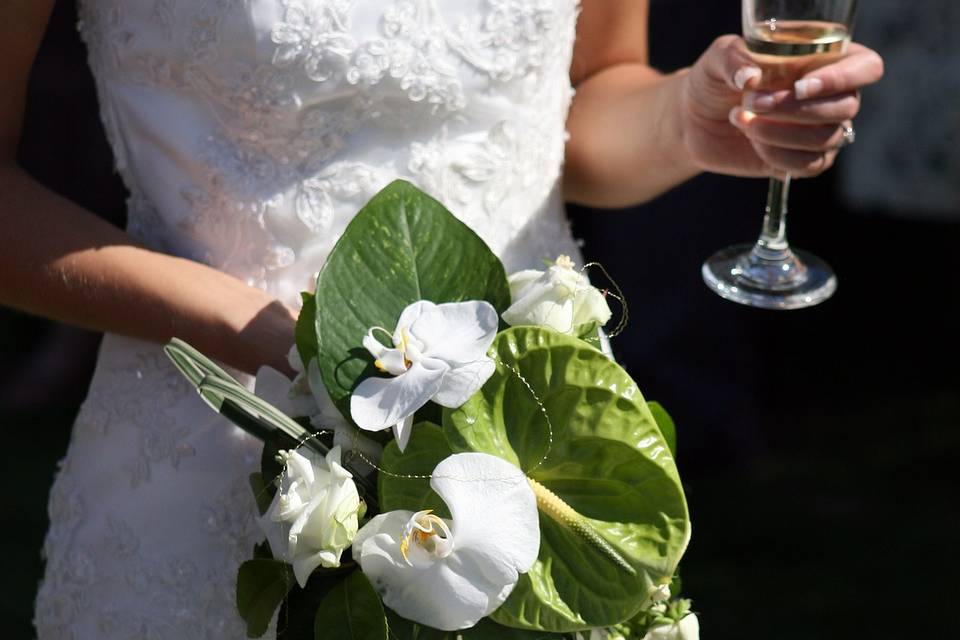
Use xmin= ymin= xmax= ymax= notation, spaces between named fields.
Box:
xmin=734 ymin=174 xmax=809 ymax=290
xmin=753 ymin=175 xmax=792 ymax=261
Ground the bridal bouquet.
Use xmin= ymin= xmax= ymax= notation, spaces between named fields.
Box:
xmin=166 ymin=181 xmax=696 ymax=640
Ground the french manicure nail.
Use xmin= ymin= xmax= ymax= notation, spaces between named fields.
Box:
xmin=795 ymin=77 xmax=824 ymax=100
xmin=734 ymin=66 xmax=762 ymax=90
xmin=744 ymin=91 xmax=776 ymax=111
xmin=728 ymin=106 xmax=742 ymax=126
xmin=729 ymin=107 xmax=757 ymax=127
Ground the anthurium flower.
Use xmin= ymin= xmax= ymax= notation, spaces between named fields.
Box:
xmin=350 ymin=300 xmax=498 ymax=451
xmin=502 ymin=255 xmax=612 ymax=334
xmin=259 ymin=445 xmax=362 ymax=587
xmin=352 ymin=452 xmax=540 ymax=631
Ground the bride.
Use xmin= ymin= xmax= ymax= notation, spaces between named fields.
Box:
xmin=1 ymin=0 xmax=881 ymax=637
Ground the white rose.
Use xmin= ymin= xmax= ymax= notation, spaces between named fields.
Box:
xmin=643 ymin=612 xmax=700 ymax=640
xmin=260 ymin=445 xmax=361 ymax=587
xmin=502 ymin=255 xmax=612 ymax=334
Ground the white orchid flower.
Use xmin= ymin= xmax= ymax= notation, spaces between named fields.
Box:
xmin=502 ymin=255 xmax=612 ymax=334
xmin=352 ymin=452 xmax=540 ymax=631
xmin=259 ymin=445 xmax=362 ymax=587
xmin=350 ymin=300 xmax=498 ymax=452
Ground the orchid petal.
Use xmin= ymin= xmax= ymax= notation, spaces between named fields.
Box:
xmin=409 ymin=301 xmax=498 ymax=365
xmin=376 ymin=347 xmax=409 ymax=376
xmin=431 ymin=453 xmax=539 ymax=577
xmin=354 ymin=453 xmax=540 ymax=631
xmin=362 ymin=331 xmax=388 ymax=359
xmin=350 ymin=361 xmax=446 ymax=431
xmin=432 ymin=358 xmax=495 ymax=408
xmin=394 ymin=300 xmax=435 ymax=334
xmin=355 ymin=514 xmax=501 ymax=631
xmin=393 ymin=413 xmax=415 ymax=452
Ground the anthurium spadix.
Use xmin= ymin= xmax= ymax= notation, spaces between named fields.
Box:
xmin=350 ymin=300 xmax=498 ymax=451
xmin=353 ymin=452 xmax=540 ymax=631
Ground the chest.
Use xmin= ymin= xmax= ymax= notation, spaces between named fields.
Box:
xmin=78 ymin=0 xmax=580 ymax=109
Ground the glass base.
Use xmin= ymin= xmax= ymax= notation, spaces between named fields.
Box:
xmin=702 ymin=244 xmax=837 ymax=310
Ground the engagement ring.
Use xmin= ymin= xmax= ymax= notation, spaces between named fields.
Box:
xmin=841 ymin=124 xmax=857 ymax=147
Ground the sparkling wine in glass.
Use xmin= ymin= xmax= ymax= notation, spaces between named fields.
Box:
xmin=702 ymin=0 xmax=857 ymax=310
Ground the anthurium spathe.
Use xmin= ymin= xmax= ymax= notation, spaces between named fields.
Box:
xmin=350 ymin=300 xmax=498 ymax=451
xmin=352 ymin=452 xmax=540 ymax=631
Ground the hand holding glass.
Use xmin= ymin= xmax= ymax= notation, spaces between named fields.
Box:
xmin=702 ymin=0 xmax=858 ymax=310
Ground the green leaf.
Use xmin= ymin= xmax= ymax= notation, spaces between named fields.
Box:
xmin=249 ymin=472 xmax=274 ymax=516
xmin=444 ymin=327 xmax=689 ymax=633
xmin=314 ymin=180 xmax=511 ymax=420
xmin=377 ymin=422 xmax=453 ymax=518
xmin=314 ymin=571 xmax=388 ymax=640
xmin=647 ymin=401 xmax=677 ymax=458
xmin=296 ymin=291 xmax=319 ymax=368
xmin=237 ymin=559 xmax=295 ymax=638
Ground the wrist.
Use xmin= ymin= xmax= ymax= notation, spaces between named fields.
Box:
xmin=660 ymin=68 xmax=704 ymax=179
xmin=212 ymin=278 xmax=297 ymax=376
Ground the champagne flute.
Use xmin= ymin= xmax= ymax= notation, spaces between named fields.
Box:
xmin=702 ymin=0 xmax=858 ymax=310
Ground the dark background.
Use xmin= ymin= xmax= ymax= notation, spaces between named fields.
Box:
xmin=3 ymin=1 xmax=958 ymax=638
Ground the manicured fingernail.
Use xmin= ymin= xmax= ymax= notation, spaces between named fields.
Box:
xmin=728 ymin=106 xmax=757 ymax=127
xmin=734 ymin=66 xmax=762 ymax=90
xmin=744 ymin=91 xmax=776 ymax=111
xmin=795 ymin=77 xmax=824 ymax=100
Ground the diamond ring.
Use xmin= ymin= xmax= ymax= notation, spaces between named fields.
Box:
xmin=840 ymin=124 xmax=856 ymax=147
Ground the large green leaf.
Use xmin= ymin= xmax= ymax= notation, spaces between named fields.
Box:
xmin=314 ymin=180 xmax=511 ymax=420
xmin=377 ymin=422 xmax=452 ymax=518
xmin=444 ymin=327 xmax=689 ymax=632
xmin=236 ymin=559 xmax=295 ymax=638
xmin=314 ymin=571 xmax=388 ymax=640
xmin=296 ymin=291 xmax=318 ymax=368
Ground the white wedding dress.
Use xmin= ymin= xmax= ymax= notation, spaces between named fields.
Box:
xmin=35 ymin=1 xmax=582 ymax=637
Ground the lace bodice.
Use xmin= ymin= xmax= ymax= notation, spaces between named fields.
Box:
xmin=36 ymin=2 xmax=582 ymax=638
xmin=77 ymin=0 xmax=581 ymax=306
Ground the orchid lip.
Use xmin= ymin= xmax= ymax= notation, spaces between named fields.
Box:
xmin=400 ymin=509 xmax=454 ymax=564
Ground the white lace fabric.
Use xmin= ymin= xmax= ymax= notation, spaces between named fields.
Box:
xmin=35 ymin=1 xmax=581 ymax=637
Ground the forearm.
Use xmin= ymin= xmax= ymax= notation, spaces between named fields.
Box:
xmin=0 ymin=164 xmax=296 ymax=375
xmin=563 ymin=64 xmax=700 ymax=208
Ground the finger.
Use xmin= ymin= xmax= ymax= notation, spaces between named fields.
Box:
xmin=751 ymin=142 xmax=838 ymax=178
xmin=793 ymin=43 xmax=884 ymax=100
xmin=729 ymin=108 xmax=849 ymax=152
xmin=742 ymin=90 xmax=860 ymax=124
xmin=703 ymin=34 xmax=763 ymax=91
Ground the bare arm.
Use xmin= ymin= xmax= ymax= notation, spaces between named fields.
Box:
xmin=0 ymin=1 xmax=295 ymax=376
xmin=565 ymin=0 xmax=698 ymax=207
xmin=565 ymin=1 xmax=884 ymax=209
